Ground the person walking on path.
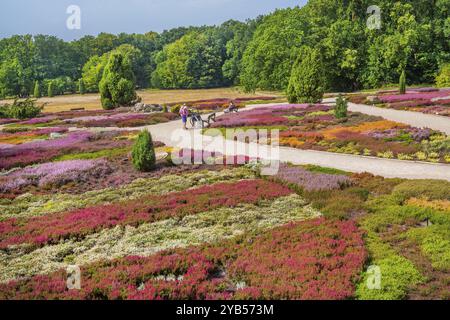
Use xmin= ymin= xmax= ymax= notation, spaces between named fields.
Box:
xmin=180 ymin=104 xmax=189 ymax=130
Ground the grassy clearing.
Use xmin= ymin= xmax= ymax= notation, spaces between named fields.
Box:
xmin=0 ymin=88 xmax=282 ymax=113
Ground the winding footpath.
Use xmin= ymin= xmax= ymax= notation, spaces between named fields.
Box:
xmin=117 ymin=101 xmax=449 ymax=181
xmin=348 ymin=102 xmax=450 ymax=135
xmin=33 ymin=100 xmax=450 ymax=181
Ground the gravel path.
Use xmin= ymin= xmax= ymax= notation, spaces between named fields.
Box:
xmin=4 ymin=101 xmax=450 ymax=181
xmin=348 ymin=102 xmax=450 ymax=135
xmin=126 ymin=108 xmax=450 ymax=181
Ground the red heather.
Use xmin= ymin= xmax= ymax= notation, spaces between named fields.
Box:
xmin=0 ymin=218 xmax=367 ymax=300
xmin=0 ymin=179 xmax=292 ymax=248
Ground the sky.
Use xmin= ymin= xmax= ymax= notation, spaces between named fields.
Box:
xmin=0 ymin=0 xmax=307 ymax=41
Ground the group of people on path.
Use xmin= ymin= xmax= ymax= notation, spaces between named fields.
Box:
xmin=179 ymin=101 xmax=237 ymax=130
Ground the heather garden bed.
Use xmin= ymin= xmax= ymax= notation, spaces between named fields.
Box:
xmin=0 ymin=100 xmax=449 ymax=300
xmin=209 ymin=104 xmax=450 ymax=163
xmin=2 ymin=110 xmax=178 ymax=129
xmin=0 ymin=96 xmax=280 ymax=130
xmin=0 ymin=159 xmax=448 ymax=300
xmin=348 ymin=88 xmax=450 ymax=117
xmin=168 ymin=96 xmax=281 ymax=113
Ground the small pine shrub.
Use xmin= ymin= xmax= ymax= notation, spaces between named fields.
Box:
xmin=334 ymin=94 xmax=348 ymax=119
xmin=99 ymin=52 xmax=136 ymax=109
xmin=48 ymin=81 xmax=54 ymax=97
xmin=132 ymin=130 xmax=156 ymax=171
xmin=79 ymin=79 xmax=86 ymax=95
xmin=399 ymin=70 xmax=406 ymax=94
xmin=33 ymin=81 xmax=41 ymax=98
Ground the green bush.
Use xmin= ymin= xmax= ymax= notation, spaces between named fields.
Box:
xmin=0 ymin=98 xmax=43 ymax=119
xmin=132 ymin=130 xmax=156 ymax=171
xmin=99 ymin=52 xmax=137 ymax=109
xmin=399 ymin=70 xmax=406 ymax=94
xmin=287 ymin=47 xmax=325 ymax=103
xmin=436 ymin=63 xmax=450 ymax=88
xmin=334 ymin=94 xmax=348 ymax=119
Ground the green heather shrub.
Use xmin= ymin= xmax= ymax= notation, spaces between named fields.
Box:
xmin=422 ymin=135 xmax=450 ymax=155
xmin=132 ymin=130 xmax=156 ymax=171
xmin=397 ymin=153 xmax=414 ymax=161
xmin=377 ymin=151 xmax=394 ymax=159
xmin=1 ymin=127 xmax=30 ymax=133
xmin=436 ymin=63 xmax=450 ymax=88
xmin=408 ymin=227 xmax=450 ymax=272
xmin=334 ymin=94 xmax=348 ymax=119
xmin=304 ymin=165 xmax=349 ymax=176
xmin=0 ymin=98 xmax=42 ymax=119
xmin=287 ymin=47 xmax=325 ymax=103
xmin=399 ymin=70 xmax=406 ymax=94
xmin=55 ymin=147 xmax=130 ymax=161
xmin=356 ymin=252 xmax=424 ymax=300
xmin=357 ymin=177 xmax=450 ymax=300
xmin=391 ymin=180 xmax=450 ymax=204
xmin=305 ymin=188 xmax=365 ymax=220
xmin=353 ymin=175 xmax=401 ymax=197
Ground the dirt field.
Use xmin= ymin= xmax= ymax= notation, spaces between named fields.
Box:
xmin=1 ymin=88 xmax=282 ymax=113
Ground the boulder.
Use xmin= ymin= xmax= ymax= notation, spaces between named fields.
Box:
xmin=50 ymin=132 xmax=64 ymax=139
xmin=132 ymin=103 xmax=163 ymax=113
xmin=366 ymin=96 xmax=381 ymax=104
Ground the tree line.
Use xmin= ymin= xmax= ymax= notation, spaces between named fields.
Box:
xmin=0 ymin=0 xmax=448 ymax=100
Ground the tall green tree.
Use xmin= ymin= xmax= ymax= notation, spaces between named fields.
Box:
xmin=81 ymin=55 xmax=107 ymax=93
xmin=99 ymin=52 xmax=137 ymax=109
xmin=0 ymin=35 xmax=35 ymax=97
xmin=287 ymin=47 xmax=326 ymax=103
xmin=0 ymin=59 xmax=23 ymax=98
xmin=151 ymin=31 xmax=224 ymax=89
xmin=240 ymin=8 xmax=306 ymax=91
xmin=81 ymin=44 xmax=144 ymax=93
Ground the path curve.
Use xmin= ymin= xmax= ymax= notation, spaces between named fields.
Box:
xmin=10 ymin=100 xmax=450 ymax=181
xmin=82 ymin=106 xmax=450 ymax=181
xmin=348 ymin=102 xmax=450 ymax=135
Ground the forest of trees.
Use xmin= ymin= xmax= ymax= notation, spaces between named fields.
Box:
xmin=0 ymin=0 xmax=448 ymax=99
